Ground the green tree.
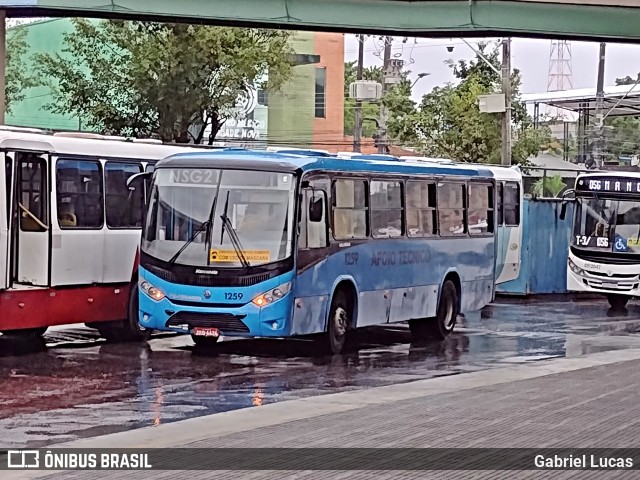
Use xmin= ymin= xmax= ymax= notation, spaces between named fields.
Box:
xmin=532 ymin=175 xmax=567 ymax=198
xmin=35 ymin=19 xmax=294 ymax=143
xmin=601 ymin=74 xmax=640 ymax=160
xmin=394 ymin=41 xmax=550 ymax=164
xmin=343 ymin=60 xmax=417 ymax=142
xmin=6 ymin=26 xmax=38 ymax=113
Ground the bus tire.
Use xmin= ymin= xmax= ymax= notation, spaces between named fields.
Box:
xmin=431 ymin=280 xmax=459 ymax=339
xmin=410 ymin=280 xmax=458 ymax=341
xmin=1 ymin=327 xmax=47 ymax=339
xmin=607 ymin=294 xmax=629 ymax=311
xmin=327 ymin=289 xmax=351 ymax=354
xmin=96 ymin=285 xmax=151 ymax=343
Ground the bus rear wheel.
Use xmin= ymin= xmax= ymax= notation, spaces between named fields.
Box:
xmin=96 ymin=284 xmax=151 ymax=343
xmin=607 ymin=294 xmax=629 ymax=311
xmin=410 ymin=280 xmax=458 ymax=341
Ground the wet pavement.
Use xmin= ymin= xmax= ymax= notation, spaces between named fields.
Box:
xmin=1 ymin=296 xmax=640 ymax=449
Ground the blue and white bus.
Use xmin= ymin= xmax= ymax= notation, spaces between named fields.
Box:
xmin=135 ymin=151 xmax=500 ymax=354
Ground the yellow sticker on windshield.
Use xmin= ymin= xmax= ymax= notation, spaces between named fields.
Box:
xmin=628 ymin=238 xmax=640 ymax=247
xmin=209 ymin=249 xmax=271 ymax=263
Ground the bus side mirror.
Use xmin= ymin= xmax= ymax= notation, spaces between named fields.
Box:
xmin=126 ymin=171 xmax=152 ymax=190
xmin=309 ymin=195 xmax=324 ymax=223
xmin=560 ymin=201 xmax=568 ymax=221
xmin=559 ymin=189 xmax=575 ymax=221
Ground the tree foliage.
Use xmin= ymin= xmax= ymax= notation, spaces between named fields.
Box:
xmin=35 ymin=19 xmax=295 ymax=143
xmin=393 ymin=41 xmax=551 ymax=164
xmin=6 ymin=27 xmax=37 ymax=113
xmin=601 ymin=74 xmax=640 ymax=160
xmin=532 ymin=175 xmax=567 ymax=198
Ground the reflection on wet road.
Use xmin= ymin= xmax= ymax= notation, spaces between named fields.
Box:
xmin=1 ymin=298 xmax=640 ymax=448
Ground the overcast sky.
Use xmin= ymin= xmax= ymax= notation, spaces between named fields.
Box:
xmin=344 ymin=35 xmax=640 ymax=102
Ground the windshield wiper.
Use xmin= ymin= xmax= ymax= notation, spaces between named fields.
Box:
xmin=219 ymin=192 xmax=250 ymax=268
xmin=166 ymin=220 xmax=210 ymax=267
xmin=205 ymin=172 xmax=224 ymax=266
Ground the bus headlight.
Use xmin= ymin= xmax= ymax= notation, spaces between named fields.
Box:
xmin=252 ymin=282 xmax=292 ymax=307
xmin=568 ymin=258 xmax=585 ymax=276
xmin=140 ymin=280 xmax=166 ymax=301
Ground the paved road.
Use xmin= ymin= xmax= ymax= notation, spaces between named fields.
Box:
xmin=7 ymin=345 xmax=640 ymax=479
xmin=1 ymin=297 xmax=640 ymax=449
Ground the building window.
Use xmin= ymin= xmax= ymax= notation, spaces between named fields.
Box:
xmin=56 ymin=159 xmax=103 ymax=229
xmin=503 ymin=182 xmax=520 ymax=226
xmin=406 ymin=180 xmax=436 ymax=237
xmin=438 ymin=182 xmax=466 ymax=236
xmin=257 ymin=89 xmax=269 ymax=106
xmin=370 ymin=180 xmax=403 ymax=237
xmin=468 ymin=183 xmax=494 ymax=235
xmin=332 ymin=178 xmax=368 ymax=239
xmin=315 ymin=67 xmax=326 ymax=118
xmin=105 ymin=162 xmax=143 ymax=228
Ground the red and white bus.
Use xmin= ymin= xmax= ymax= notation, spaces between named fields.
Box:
xmin=0 ymin=127 xmax=205 ymax=341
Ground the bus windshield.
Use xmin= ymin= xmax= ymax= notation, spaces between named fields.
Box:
xmin=573 ymin=196 xmax=640 ymax=254
xmin=142 ymin=168 xmax=296 ymax=268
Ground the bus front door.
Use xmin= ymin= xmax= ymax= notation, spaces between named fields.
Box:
xmin=11 ymin=152 xmax=50 ymax=287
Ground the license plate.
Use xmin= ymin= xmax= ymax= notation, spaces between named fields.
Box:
xmin=192 ymin=327 xmax=220 ymax=337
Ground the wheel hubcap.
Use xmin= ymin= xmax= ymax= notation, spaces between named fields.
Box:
xmin=444 ymin=298 xmax=455 ymax=330
xmin=333 ymin=307 xmax=347 ymax=338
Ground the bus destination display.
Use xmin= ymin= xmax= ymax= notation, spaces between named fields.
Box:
xmin=576 ymin=177 xmax=640 ymax=194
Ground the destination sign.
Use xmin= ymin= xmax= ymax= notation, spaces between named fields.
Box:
xmin=168 ymin=169 xmax=219 ymax=185
xmin=576 ymin=176 xmax=640 ymax=194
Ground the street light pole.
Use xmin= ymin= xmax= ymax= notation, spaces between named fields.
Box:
xmin=378 ymin=36 xmax=392 ymax=154
xmin=353 ymin=34 xmax=364 ymax=153
xmin=593 ymin=42 xmax=607 ymax=169
xmin=501 ymin=37 xmax=512 ymax=166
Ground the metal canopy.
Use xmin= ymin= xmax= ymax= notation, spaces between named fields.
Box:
xmin=3 ymin=1 xmax=640 ymax=41
xmin=522 ymin=85 xmax=640 ymax=118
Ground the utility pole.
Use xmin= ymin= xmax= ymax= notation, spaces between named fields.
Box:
xmin=353 ymin=34 xmax=364 ymax=153
xmin=378 ymin=36 xmax=392 ymax=154
xmin=501 ymin=37 xmax=512 ymax=166
xmin=593 ymin=42 xmax=607 ymax=169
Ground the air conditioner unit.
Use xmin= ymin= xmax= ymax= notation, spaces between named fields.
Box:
xmin=349 ymin=80 xmax=383 ymax=101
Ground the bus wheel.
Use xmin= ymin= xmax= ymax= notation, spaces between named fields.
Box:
xmin=96 ymin=285 xmax=151 ymax=343
xmin=411 ymin=280 xmax=458 ymax=341
xmin=432 ymin=280 xmax=459 ymax=339
xmin=123 ymin=283 xmax=151 ymax=342
xmin=327 ymin=290 xmax=351 ymax=354
xmin=607 ymin=294 xmax=629 ymax=311
xmin=1 ymin=327 xmax=47 ymax=339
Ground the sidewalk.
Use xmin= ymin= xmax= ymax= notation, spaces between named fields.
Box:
xmin=7 ymin=347 xmax=640 ymax=479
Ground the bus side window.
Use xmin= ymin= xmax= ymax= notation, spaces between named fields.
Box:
xmin=437 ymin=182 xmax=466 ymax=236
xmin=105 ymin=162 xmax=144 ymax=229
xmin=299 ymin=189 xmax=328 ymax=249
xmin=468 ymin=183 xmax=494 ymax=235
xmin=332 ymin=179 xmax=368 ymax=239
xmin=503 ymin=182 xmax=520 ymax=226
xmin=497 ymin=182 xmax=504 ymax=225
xmin=56 ymin=159 xmax=103 ymax=229
xmin=406 ymin=180 xmax=436 ymax=237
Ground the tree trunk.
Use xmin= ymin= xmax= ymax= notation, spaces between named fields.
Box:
xmin=208 ymin=114 xmax=225 ymax=145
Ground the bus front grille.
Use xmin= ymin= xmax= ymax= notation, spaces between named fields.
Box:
xmin=166 ymin=312 xmax=250 ymax=333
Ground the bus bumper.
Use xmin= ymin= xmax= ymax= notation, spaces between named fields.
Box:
xmin=567 ymin=257 xmax=640 ymax=296
xmin=137 ymin=269 xmax=294 ymax=338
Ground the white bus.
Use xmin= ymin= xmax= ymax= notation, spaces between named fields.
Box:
xmin=0 ymin=127 xmax=205 ymax=341
xmin=562 ymin=172 xmax=640 ymax=309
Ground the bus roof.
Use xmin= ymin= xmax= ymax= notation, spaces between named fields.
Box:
xmin=157 ymin=150 xmax=496 ymax=177
xmin=0 ymin=129 xmax=210 ymax=160
xmin=577 ymin=171 xmax=640 ymax=180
